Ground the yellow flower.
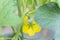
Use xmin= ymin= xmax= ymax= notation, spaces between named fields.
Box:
xmin=22 ymin=16 xmax=42 ymax=36
xmin=23 ymin=16 xmax=28 ymax=25
xmin=32 ymin=20 xmax=42 ymax=32
xmin=33 ymin=25 xmax=42 ymax=32
xmin=27 ymin=27 xmax=35 ymax=36
xmin=22 ymin=25 xmax=29 ymax=34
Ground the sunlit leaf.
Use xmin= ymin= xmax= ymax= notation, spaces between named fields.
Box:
xmin=57 ymin=0 xmax=60 ymax=7
xmin=40 ymin=0 xmax=47 ymax=5
xmin=50 ymin=0 xmax=57 ymax=2
xmin=0 ymin=0 xmax=20 ymax=26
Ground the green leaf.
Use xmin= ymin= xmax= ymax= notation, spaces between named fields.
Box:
xmin=40 ymin=0 xmax=47 ymax=5
xmin=27 ymin=0 xmax=32 ymax=5
xmin=57 ymin=0 xmax=60 ymax=7
xmin=0 ymin=0 xmax=20 ymax=26
xmin=50 ymin=0 xmax=57 ymax=2
xmin=34 ymin=2 xmax=60 ymax=30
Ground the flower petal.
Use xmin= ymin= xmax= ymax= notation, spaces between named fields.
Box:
xmin=27 ymin=27 xmax=35 ymax=36
xmin=23 ymin=16 xmax=28 ymax=25
xmin=32 ymin=20 xmax=42 ymax=32
xmin=22 ymin=25 xmax=29 ymax=34
xmin=33 ymin=24 xmax=42 ymax=32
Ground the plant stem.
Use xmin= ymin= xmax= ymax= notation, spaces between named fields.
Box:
xmin=17 ymin=0 xmax=22 ymax=17
xmin=18 ymin=21 xmax=24 ymax=40
xmin=11 ymin=26 xmax=17 ymax=33
xmin=17 ymin=0 xmax=24 ymax=40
